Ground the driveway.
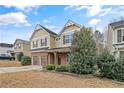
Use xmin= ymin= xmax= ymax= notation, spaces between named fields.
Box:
xmin=0 ymin=66 xmax=42 ymax=73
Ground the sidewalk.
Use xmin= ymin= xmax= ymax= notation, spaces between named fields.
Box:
xmin=0 ymin=66 xmax=42 ymax=73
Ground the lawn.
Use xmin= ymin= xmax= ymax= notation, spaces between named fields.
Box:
xmin=0 ymin=71 xmax=124 ymax=88
xmin=0 ymin=60 xmax=21 ymax=67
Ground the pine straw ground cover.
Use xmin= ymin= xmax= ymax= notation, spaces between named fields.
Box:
xmin=0 ymin=60 xmax=21 ymax=67
xmin=0 ymin=70 xmax=124 ymax=88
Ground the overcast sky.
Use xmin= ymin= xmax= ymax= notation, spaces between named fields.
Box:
xmin=0 ymin=5 xmax=124 ymax=43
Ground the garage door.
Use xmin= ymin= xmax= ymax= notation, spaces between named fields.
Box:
xmin=33 ymin=56 xmax=39 ymax=65
xmin=41 ymin=56 xmax=48 ymax=66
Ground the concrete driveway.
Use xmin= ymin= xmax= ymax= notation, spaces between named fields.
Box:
xmin=0 ymin=66 xmax=42 ymax=73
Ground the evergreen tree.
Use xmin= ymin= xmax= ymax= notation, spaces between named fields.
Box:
xmin=68 ymin=26 xmax=97 ymax=74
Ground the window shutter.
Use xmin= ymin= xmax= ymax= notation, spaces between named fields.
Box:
xmin=45 ymin=38 xmax=47 ymax=46
xmin=36 ymin=40 xmax=38 ymax=47
xmin=33 ymin=41 xmax=34 ymax=48
xmin=41 ymin=39 xmax=42 ymax=46
xmin=63 ymin=35 xmax=65 ymax=44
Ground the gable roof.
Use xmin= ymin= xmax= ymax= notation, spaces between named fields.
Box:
xmin=30 ymin=24 xmax=57 ymax=40
xmin=59 ymin=19 xmax=82 ymax=35
xmin=14 ymin=39 xmax=29 ymax=45
xmin=0 ymin=43 xmax=13 ymax=48
xmin=109 ymin=20 xmax=124 ymax=29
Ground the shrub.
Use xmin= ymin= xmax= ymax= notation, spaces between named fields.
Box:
xmin=17 ymin=52 xmax=24 ymax=62
xmin=46 ymin=64 xmax=56 ymax=70
xmin=112 ymin=59 xmax=124 ymax=82
xmin=100 ymin=62 xmax=114 ymax=79
xmin=55 ymin=65 xmax=68 ymax=72
xmin=97 ymin=51 xmax=115 ymax=79
xmin=97 ymin=51 xmax=115 ymax=68
xmin=21 ymin=56 xmax=31 ymax=66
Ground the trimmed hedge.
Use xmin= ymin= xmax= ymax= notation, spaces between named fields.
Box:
xmin=55 ymin=65 xmax=68 ymax=72
xmin=21 ymin=56 xmax=31 ymax=66
xmin=46 ymin=64 xmax=56 ymax=70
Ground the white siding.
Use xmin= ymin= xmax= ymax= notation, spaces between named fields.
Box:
xmin=0 ymin=47 xmax=13 ymax=56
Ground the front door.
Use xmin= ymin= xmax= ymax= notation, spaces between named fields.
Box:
xmin=58 ymin=56 xmax=61 ymax=65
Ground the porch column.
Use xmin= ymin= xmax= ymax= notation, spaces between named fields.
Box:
xmin=39 ymin=56 xmax=41 ymax=66
xmin=54 ymin=52 xmax=58 ymax=64
xmin=31 ymin=56 xmax=34 ymax=65
xmin=48 ymin=53 xmax=51 ymax=64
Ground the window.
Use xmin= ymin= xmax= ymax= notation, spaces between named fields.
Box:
xmin=36 ymin=40 xmax=38 ymax=47
xmin=15 ymin=44 xmax=21 ymax=49
xmin=122 ymin=29 xmax=124 ymax=41
xmin=56 ymin=37 xmax=61 ymax=46
xmin=41 ymin=37 xmax=47 ymax=46
xmin=18 ymin=44 xmax=21 ymax=48
xmin=14 ymin=45 xmax=17 ymax=49
xmin=63 ymin=34 xmax=73 ymax=44
xmin=32 ymin=40 xmax=38 ymax=48
xmin=32 ymin=41 xmax=35 ymax=48
xmin=117 ymin=30 xmax=121 ymax=42
xmin=117 ymin=29 xmax=124 ymax=43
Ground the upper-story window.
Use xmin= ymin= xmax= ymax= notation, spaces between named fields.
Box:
xmin=56 ymin=37 xmax=61 ymax=46
xmin=14 ymin=43 xmax=21 ymax=49
xmin=36 ymin=40 xmax=38 ymax=47
xmin=63 ymin=34 xmax=73 ymax=44
xmin=41 ymin=37 xmax=47 ymax=46
xmin=117 ymin=29 xmax=124 ymax=43
xmin=18 ymin=44 xmax=21 ymax=48
xmin=32 ymin=41 xmax=35 ymax=48
xmin=32 ymin=40 xmax=38 ymax=48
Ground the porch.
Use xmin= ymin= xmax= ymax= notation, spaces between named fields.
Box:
xmin=31 ymin=47 xmax=70 ymax=66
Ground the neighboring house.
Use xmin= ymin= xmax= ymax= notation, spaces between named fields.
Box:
xmin=0 ymin=43 xmax=14 ymax=58
xmin=30 ymin=20 xmax=81 ymax=66
xmin=14 ymin=39 xmax=30 ymax=60
xmin=107 ymin=20 xmax=124 ymax=58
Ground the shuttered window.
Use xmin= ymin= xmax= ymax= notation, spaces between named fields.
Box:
xmin=63 ymin=34 xmax=73 ymax=44
xmin=41 ymin=37 xmax=47 ymax=46
xmin=32 ymin=40 xmax=38 ymax=48
xmin=117 ymin=29 xmax=124 ymax=43
xmin=36 ymin=40 xmax=38 ymax=47
xmin=117 ymin=30 xmax=121 ymax=43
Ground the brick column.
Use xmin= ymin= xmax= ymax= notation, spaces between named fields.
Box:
xmin=54 ymin=52 xmax=58 ymax=64
xmin=31 ymin=56 xmax=34 ymax=65
xmin=39 ymin=56 xmax=41 ymax=66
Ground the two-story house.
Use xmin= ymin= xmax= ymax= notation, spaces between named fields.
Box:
xmin=30 ymin=20 xmax=81 ymax=66
xmin=107 ymin=20 xmax=124 ymax=58
xmin=14 ymin=39 xmax=30 ymax=60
